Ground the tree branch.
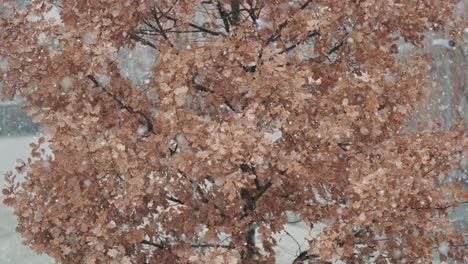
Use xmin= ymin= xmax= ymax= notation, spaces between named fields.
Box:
xmin=187 ymin=21 xmax=226 ymax=36
xmin=240 ymin=180 xmax=273 ymax=219
xmin=128 ymin=33 xmax=157 ymax=49
xmin=244 ymin=221 xmax=256 ymax=259
xmin=278 ymin=31 xmax=320 ymax=54
xmin=135 ymin=2 xmax=226 ymax=48
xmin=191 ymin=74 xmax=236 ymax=112
xmin=284 ymin=229 xmax=303 ymax=253
xmin=87 ymin=75 xmax=154 ymax=134
xmin=292 ymin=250 xmax=319 ymax=263
xmin=141 ymin=239 xmax=165 ymax=249
xmin=266 ymin=0 xmax=312 ymax=45
xmin=161 ymin=13 xmax=226 ymax=36
xmin=242 ymin=1 xmax=259 ymax=25
xmin=254 ymin=180 xmax=272 ymax=202
xmin=150 ymin=6 xmax=174 ymax=47
xmin=178 ymin=170 xmax=226 ymax=219
xmin=191 ymin=243 xmax=234 ymax=249
xmin=191 ymin=75 xmax=214 ymax=93
xmin=141 ymin=240 xmax=234 ymax=249
xmin=326 ymin=41 xmax=344 ymax=62
xmin=166 ymin=195 xmax=184 ymax=205
xmin=410 ymin=201 xmax=467 ymax=211
xmin=216 ymin=0 xmax=230 ymax=32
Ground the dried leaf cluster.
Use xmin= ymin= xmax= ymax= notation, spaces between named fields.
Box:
xmin=1 ymin=0 xmax=467 ymax=263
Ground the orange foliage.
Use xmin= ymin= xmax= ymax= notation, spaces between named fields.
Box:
xmin=1 ymin=0 xmax=466 ymax=263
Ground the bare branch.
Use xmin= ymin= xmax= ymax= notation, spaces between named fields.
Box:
xmin=191 ymin=74 xmax=237 ymax=112
xmin=326 ymin=41 xmax=344 ymax=62
xmin=161 ymin=13 xmax=226 ymax=36
xmin=240 ymin=180 xmax=273 ymax=219
xmin=284 ymin=229 xmax=303 ymax=254
xmin=187 ymin=21 xmax=226 ymax=36
xmin=191 ymin=243 xmax=234 ymax=249
xmin=150 ymin=6 xmax=174 ymax=47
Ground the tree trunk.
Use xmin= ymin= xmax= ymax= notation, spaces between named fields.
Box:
xmin=246 ymin=222 xmax=256 ymax=259
xmin=231 ymin=0 xmax=240 ymax=25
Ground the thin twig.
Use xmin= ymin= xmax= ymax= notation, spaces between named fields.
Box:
xmin=161 ymin=13 xmax=226 ymax=36
xmin=141 ymin=239 xmax=165 ymax=249
xmin=151 ymin=6 xmax=174 ymax=47
xmin=284 ymin=229 xmax=303 ymax=255
xmin=129 ymin=33 xmax=157 ymax=49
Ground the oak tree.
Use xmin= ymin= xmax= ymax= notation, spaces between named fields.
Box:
xmin=1 ymin=0 xmax=467 ymax=263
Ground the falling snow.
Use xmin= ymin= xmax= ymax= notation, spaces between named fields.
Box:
xmin=117 ymin=44 xmax=158 ymax=87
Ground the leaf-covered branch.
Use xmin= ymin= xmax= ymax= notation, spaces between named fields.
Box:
xmin=141 ymin=239 xmax=234 ymax=249
xmin=191 ymin=74 xmax=236 ymax=112
xmin=178 ymin=170 xmax=227 ymax=219
xmin=266 ymin=0 xmax=312 ymax=45
xmin=87 ymin=75 xmax=154 ymax=133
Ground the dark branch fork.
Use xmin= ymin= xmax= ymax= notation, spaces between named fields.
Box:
xmin=240 ymin=179 xmax=273 ymax=219
xmin=191 ymin=74 xmax=237 ymax=113
xmin=87 ymin=75 xmax=154 ymax=134
xmin=131 ymin=1 xmax=227 ymax=50
xmin=178 ymin=169 xmax=227 ymax=219
xmin=149 ymin=5 xmax=174 ymax=47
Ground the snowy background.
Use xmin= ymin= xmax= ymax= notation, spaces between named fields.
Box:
xmin=0 ymin=136 xmax=53 ymax=263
